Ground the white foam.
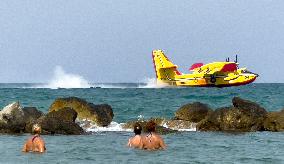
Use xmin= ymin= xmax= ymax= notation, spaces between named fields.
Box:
xmin=92 ymin=84 xmax=128 ymax=89
xmin=38 ymin=66 xmax=91 ymax=89
xmin=177 ymin=128 xmax=196 ymax=131
xmin=163 ymin=122 xmax=197 ymax=132
xmin=77 ymin=118 xmax=197 ymax=133
xmin=78 ymin=120 xmax=131 ymax=132
xmin=178 ymin=122 xmax=197 ymax=132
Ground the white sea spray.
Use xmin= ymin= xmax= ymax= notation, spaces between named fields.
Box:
xmin=76 ymin=119 xmax=131 ymax=132
xmin=37 ymin=66 xmax=91 ymax=89
xmin=138 ymin=78 xmax=169 ymax=88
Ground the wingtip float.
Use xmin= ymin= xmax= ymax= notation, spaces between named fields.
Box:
xmin=152 ymin=50 xmax=258 ymax=87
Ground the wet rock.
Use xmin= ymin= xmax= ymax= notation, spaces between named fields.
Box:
xmin=0 ymin=102 xmax=25 ymax=133
xmin=197 ymin=107 xmax=229 ymax=131
xmin=175 ymin=102 xmax=212 ymax=122
xmin=49 ymin=97 xmax=113 ymax=127
xmin=22 ymin=107 xmax=43 ymax=123
xmin=48 ymin=107 xmax=77 ymax=122
xmin=122 ymin=118 xmax=165 ymax=130
xmin=197 ymin=97 xmax=267 ymax=132
xmin=38 ymin=108 xmax=84 ymax=135
xmin=264 ymin=110 xmax=284 ymax=132
xmin=122 ymin=118 xmax=177 ymax=135
xmin=165 ymin=119 xmax=196 ymax=131
xmin=227 ymin=97 xmax=267 ymax=131
xmin=22 ymin=107 xmax=44 ymax=133
xmin=232 ymin=97 xmax=267 ymax=116
xmin=156 ymin=126 xmax=177 ymax=135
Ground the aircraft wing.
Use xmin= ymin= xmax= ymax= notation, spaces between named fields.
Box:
xmin=195 ymin=62 xmax=238 ymax=75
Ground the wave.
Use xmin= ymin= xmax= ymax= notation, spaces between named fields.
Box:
xmin=77 ymin=119 xmax=196 ymax=133
xmin=77 ymin=120 xmax=132 ymax=132
xmin=163 ymin=122 xmax=197 ymax=132
xmin=37 ymin=66 xmax=91 ymax=89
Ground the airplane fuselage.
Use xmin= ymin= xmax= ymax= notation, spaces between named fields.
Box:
xmin=153 ymin=50 xmax=258 ymax=87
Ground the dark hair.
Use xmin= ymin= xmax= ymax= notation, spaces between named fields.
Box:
xmin=133 ymin=123 xmax=142 ymax=135
xmin=145 ymin=120 xmax=156 ymax=132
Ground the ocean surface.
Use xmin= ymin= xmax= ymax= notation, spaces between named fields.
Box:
xmin=0 ymin=83 xmax=284 ymax=164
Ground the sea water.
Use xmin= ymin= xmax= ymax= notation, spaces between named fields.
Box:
xmin=0 ymin=83 xmax=284 ymax=163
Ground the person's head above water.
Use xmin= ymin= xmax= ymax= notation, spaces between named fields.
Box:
xmin=145 ymin=120 xmax=156 ymax=133
xmin=133 ymin=123 xmax=142 ymax=135
xmin=32 ymin=124 xmax=42 ymax=135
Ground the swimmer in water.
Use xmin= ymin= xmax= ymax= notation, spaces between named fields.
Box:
xmin=127 ymin=123 xmax=143 ymax=149
xmin=142 ymin=120 xmax=166 ymax=150
xmin=22 ymin=124 xmax=46 ymax=153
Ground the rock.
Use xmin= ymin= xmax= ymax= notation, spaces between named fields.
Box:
xmin=38 ymin=108 xmax=84 ymax=135
xmin=227 ymin=97 xmax=267 ymax=131
xmin=156 ymin=126 xmax=177 ymax=135
xmin=165 ymin=119 xmax=197 ymax=131
xmin=122 ymin=118 xmax=177 ymax=135
xmin=232 ymin=97 xmax=267 ymax=116
xmin=89 ymin=104 xmax=114 ymax=126
xmin=0 ymin=102 xmax=25 ymax=133
xmin=22 ymin=107 xmax=43 ymax=133
xmin=49 ymin=97 xmax=113 ymax=127
xmin=175 ymin=102 xmax=212 ymax=122
xmin=197 ymin=97 xmax=267 ymax=132
xmin=122 ymin=118 xmax=165 ymax=130
xmin=264 ymin=109 xmax=284 ymax=132
xmin=22 ymin=107 xmax=43 ymax=123
xmin=197 ymin=107 xmax=229 ymax=131
xmin=48 ymin=107 xmax=77 ymax=122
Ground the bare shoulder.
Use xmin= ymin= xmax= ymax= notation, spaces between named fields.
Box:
xmin=35 ymin=136 xmax=45 ymax=142
xmin=152 ymin=134 xmax=163 ymax=140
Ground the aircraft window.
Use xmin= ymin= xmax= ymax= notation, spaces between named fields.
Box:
xmin=242 ymin=70 xmax=253 ymax=74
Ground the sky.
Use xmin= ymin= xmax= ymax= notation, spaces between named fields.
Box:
xmin=0 ymin=0 xmax=284 ymax=83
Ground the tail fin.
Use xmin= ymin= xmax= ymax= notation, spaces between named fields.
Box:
xmin=152 ymin=50 xmax=181 ymax=84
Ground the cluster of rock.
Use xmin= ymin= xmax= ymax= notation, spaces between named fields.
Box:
xmin=1 ymin=96 xmax=284 ymax=135
xmin=0 ymin=97 xmax=113 ymax=135
xmin=124 ymin=97 xmax=284 ymax=133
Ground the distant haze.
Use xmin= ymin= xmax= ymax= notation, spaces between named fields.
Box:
xmin=1 ymin=0 xmax=283 ymax=83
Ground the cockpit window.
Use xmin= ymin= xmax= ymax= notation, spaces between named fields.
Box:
xmin=241 ymin=70 xmax=253 ymax=74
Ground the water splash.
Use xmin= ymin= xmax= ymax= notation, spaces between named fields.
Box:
xmin=78 ymin=120 xmax=131 ymax=132
xmin=93 ymin=83 xmax=129 ymax=89
xmin=77 ymin=118 xmax=196 ymax=133
xmin=139 ymin=78 xmax=169 ymax=88
xmin=43 ymin=66 xmax=91 ymax=89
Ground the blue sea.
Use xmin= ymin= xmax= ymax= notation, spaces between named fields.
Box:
xmin=0 ymin=83 xmax=284 ymax=164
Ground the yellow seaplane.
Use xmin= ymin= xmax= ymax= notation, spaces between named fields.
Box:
xmin=152 ymin=50 xmax=258 ymax=87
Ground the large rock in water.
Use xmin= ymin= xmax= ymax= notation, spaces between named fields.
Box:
xmin=49 ymin=97 xmax=113 ymax=127
xmin=0 ymin=102 xmax=25 ymax=133
xmin=226 ymin=97 xmax=267 ymax=131
xmin=122 ymin=118 xmax=177 ymax=135
xmin=175 ymin=102 xmax=212 ymax=122
xmin=197 ymin=97 xmax=267 ymax=132
xmin=38 ymin=107 xmax=84 ymax=135
xmin=22 ymin=107 xmax=43 ymax=123
xmin=22 ymin=107 xmax=44 ymax=133
xmin=197 ymin=107 xmax=230 ymax=131
xmin=264 ymin=109 xmax=284 ymax=132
